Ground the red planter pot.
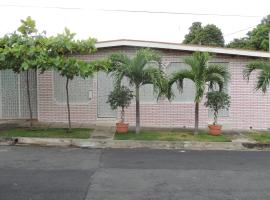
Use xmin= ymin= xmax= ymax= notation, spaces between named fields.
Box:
xmin=116 ymin=122 xmax=129 ymax=133
xmin=208 ymin=125 xmax=222 ymax=136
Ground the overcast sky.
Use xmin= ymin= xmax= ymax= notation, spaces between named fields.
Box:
xmin=0 ymin=0 xmax=269 ymax=44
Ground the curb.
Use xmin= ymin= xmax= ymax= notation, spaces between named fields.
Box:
xmin=104 ymin=140 xmax=250 ymax=151
xmin=1 ymin=137 xmax=270 ymax=151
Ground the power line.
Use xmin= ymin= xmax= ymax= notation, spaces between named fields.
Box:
xmin=101 ymin=9 xmax=263 ymax=18
xmin=224 ymin=25 xmax=257 ymax=36
xmin=0 ymin=4 xmax=264 ymax=18
xmin=0 ymin=4 xmax=81 ymax=10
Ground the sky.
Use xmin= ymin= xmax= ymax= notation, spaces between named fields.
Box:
xmin=0 ymin=0 xmax=269 ymax=44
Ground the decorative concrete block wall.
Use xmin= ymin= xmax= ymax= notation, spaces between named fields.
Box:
xmin=37 ymin=47 xmax=270 ymax=130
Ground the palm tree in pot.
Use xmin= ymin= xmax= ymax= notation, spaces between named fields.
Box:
xmin=108 ymin=48 xmax=167 ymax=134
xmin=168 ymin=52 xmax=230 ymax=134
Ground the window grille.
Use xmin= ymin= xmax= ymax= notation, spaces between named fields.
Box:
xmin=167 ymin=62 xmax=195 ymax=102
xmin=53 ymin=70 xmax=93 ymax=104
xmin=0 ymin=69 xmax=37 ymax=119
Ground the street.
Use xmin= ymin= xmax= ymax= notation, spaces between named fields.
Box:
xmin=0 ymin=146 xmax=270 ymax=200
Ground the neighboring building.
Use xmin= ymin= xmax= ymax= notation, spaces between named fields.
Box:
xmin=1 ymin=39 xmax=270 ymax=130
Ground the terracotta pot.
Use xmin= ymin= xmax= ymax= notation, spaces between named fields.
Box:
xmin=116 ymin=122 xmax=129 ymax=133
xmin=208 ymin=124 xmax=222 ymax=136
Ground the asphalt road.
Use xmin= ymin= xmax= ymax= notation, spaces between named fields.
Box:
xmin=1 ymin=146 xmax=270 ymax=200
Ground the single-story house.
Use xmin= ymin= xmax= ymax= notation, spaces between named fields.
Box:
xmin=1 ymin=39 xmax=270 ymax=130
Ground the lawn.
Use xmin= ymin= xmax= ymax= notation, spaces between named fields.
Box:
xmin=0 ymin=128 xmax=92 ymax=139
xmin=247 ymin=131 xmax=270 ymax=143
xmin=114 ymin=130 xmax=231 ymax=142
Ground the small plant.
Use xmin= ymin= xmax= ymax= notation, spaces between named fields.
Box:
xmin=205 ymin=91 xmax=230 ymax=125
xmin=107 ymin=86 xmax=134 ymax=122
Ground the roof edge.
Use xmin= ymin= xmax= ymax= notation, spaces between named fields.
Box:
xmin=96 ymin=39 xmax=270 ymax=58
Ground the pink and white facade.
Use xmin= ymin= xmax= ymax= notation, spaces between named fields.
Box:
xmin=1 ymin=39 xmax=270 ymax=130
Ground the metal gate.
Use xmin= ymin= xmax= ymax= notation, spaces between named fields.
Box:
xmin=97 ymin=72 xmax=116 ymax=118
xmin=0 ymin=69 xmax=37 ymax=119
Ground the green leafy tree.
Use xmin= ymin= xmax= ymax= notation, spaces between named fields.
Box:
xmin=226 ymin=38 xmax=250 ymax=49
xmin=168 ymin=52 xmax=230 ymax=134
xmin=47 ymin=28 xmax=105 ymax=131
xmin=183 ymin=22 xmax=202 ymax=44
xmin=243 ymin=60 xmax=270 ymax=92
xmin=0 ymin=17 xmax=47 ymax=128
xmin=204 ymin=91 xmax=230 ymax=125
xmin=227 ymin=15 xmax=270 ymax=51
xmin=108 ymin=48 xmax=167 ymax=134
xmin=183 ymin=22 xmax=225 ymax=47
xmin=0 ymin=35 xmax=12 ymax=70
xmin=107 ymin=86 xmax=134 ymax=123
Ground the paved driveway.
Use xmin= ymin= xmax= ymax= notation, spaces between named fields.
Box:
xmin=1 ymin=146 xmax=270 ymax=200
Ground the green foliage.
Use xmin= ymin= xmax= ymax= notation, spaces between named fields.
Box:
xmin=47 ymin=28 xmax=96 ymax=57
xmin=114 ymin=130 xmax=231 ymax=142
xmin=226 ymin=38 xmax=250 ymax=49
xmin=0 ymin=17 xmax=49 ymax=128
xmin=47 ymin=28 xmax=102 ymax=79
xmin=168 ymin=51 xmax=230 ymax=133
xmin=248 ymin=132 xmax=270 ymax=143
xmin=107 ymin=86 xmax=134 ymax=110
xmin=108 ymin=48 xmax=168 ymax=132
xmin=244 ymin=60 xmax=270 ymax=93
xmin=1 ymin=33 xmax=48 ymax=73
xmin=227 ymin=15 xmax=270 ymax=51
xmin=0 ymin=17 xmax=106 ymax=131
xmin=183 ymin=22 xmax=202 ymax=45
xmin=108 ymin=48 xmax=167 ymax=95
xmin=204 ymin=91 xmax=231 ymax=125
xmin=168 ymin=52 xmax=230 ymax=102
xmin=46 ymin=28 xmax=103 ymax=131
xmin=17 ymin=16 xmax=37 ymax=36
xmin=0 ymin=128 xmax=92 ymax=139
xmin=0 ymin=16 xmax=48 ymax=73
xmin=183 ymin=22 xmax=224 ymax=47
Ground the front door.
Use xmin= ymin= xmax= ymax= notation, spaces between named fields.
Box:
xmin=97 ymin=72 xmax=116 ymax=118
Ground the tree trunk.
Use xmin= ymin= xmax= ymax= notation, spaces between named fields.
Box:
xmin=26 ymin=70 xmax=33 ymax=129
xmin=194 ymin=102 xmax=199 ymax=135
xmin=214 ymin=111 xmax=218 ymax=125
xmin=121 ymin=106 xmax=125 ymax=123
xmin=66 ymin=78 xmax=71 ymax=132
xmin=135 ymin=85 xmax=140 ymax=134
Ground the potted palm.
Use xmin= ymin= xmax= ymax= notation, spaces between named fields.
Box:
xmin=204 ymin=91 xmax=230 ymax=135
xmin=108 ymin=48 xmax=167 ymax=134
xmin=107 ymin=86 xmax=134 ymax=133
xmin=168 ymin=52 xmax=230 ymax=134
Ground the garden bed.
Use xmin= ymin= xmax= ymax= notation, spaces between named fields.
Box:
xmin=114 ymin=130 xmax=231 ymax=142
xmin=0 ymin=128 xmax=92 ymax=139
xmin=246 ymin=131 xmax=270 ymax=143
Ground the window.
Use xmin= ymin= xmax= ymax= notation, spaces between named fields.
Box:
xmin=121 ymin=62 xmax=159 ymax=103
xmin=53 ymin=70 xmax=92 ymax=104
xmin=167 ymin=62 xmax=195 ymax=102
xmin=140 ymin=62 xmax=159 ymax=102
xmin=139 ymin=84 xmax=158 ymax=102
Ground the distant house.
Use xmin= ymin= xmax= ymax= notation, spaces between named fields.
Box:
xmin=1 ymin=39 xmax=270 ymax=130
